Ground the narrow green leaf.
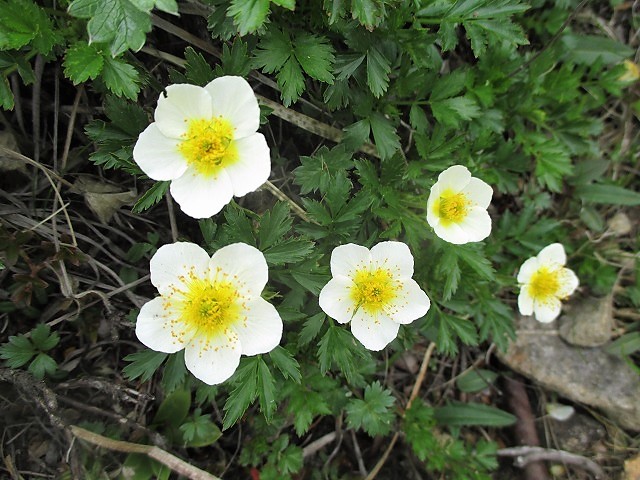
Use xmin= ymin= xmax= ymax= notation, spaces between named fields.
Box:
xmin=576 ymin=183 xmax=640 ymax=206
xmin=132 ymin=181 xmax=170 ymax=213
xmin=434 ymin=402 xmax=516 ymax=427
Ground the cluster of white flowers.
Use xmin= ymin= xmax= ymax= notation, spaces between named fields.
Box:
xmin=133 ymin=77 xmax=579 ymax=384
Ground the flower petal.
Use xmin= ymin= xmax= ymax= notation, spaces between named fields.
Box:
xmin=184 ymin=329 xmax=241 ymax=385
xmin=538 ymin=243 xmax=566 ymax=267
xmin=154 ymin=84 xmax=213 ymax=139
xmin=350 ymin=311 xmax=400 ymax=351
xmin=517 ymin=289 xmax=534 ymax=316
xmin=209 ymin=243 xmax=268 ymax=297
xmin=150 ymin=242 xmax=211 ymax=294
xmin=319 ymin=277 xmax=357 ymax=324
xmin=556 ymin=268 xmax=579 ymax=298
xmin=232 ymin=298 xmax=283 ymax=355
xmin=433 ymin=221 xmax=470 ymax=245
xmin=462 ymin=177 xmax=493 ymax=209
xmin=133 ymin=124 xmax=188 ymax=181
xmin=204 ymin=76 xmax=260 ymax=139
xmin=436 ymin=165 xmax=472 ymax=192
xmin=533 ymin=297 xmax=562 ymax=323
xmin=225 ymin=133 xmax=271 ymax=197
xmin=330 ymin=243 xmax=371 ymax=278
xmin=169 ymin=167 xmax=234 ymax=219
xmin=136 ymin=297 xmax=192 ymax=353
xmin=370 ymin=241 xmax=414 ymax=278
xmin=517 ymin=257 xmax=539 ymax=284
xmin=386 ymin=279 xmax=430 ymax=324
xmin=458 ymin=207 xmax=492 ymax=242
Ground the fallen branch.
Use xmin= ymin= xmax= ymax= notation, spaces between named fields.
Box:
xmin=498 ymin=446 xmax=606 ymax=479
xmin=70 ymin=425 xmax=220 ymax=480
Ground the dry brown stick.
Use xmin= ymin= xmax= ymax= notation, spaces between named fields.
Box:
xmin=69 ymin=426 xmax=221 ymax=480
xmin=504 ymin=376 xmax=550 ymax=480
xmin=497 ymin=446 xmax=606 ymax=479
xmin=365 ymin=342 xmax=437 ymax=480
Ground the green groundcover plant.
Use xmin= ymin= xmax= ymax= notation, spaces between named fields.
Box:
xmin=0 ymin=0 xmax=639 ymax=478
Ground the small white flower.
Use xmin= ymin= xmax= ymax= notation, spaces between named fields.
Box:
xmin=133 ymin=76 xmax=270 ymax=219
xmin=426 ymin=165 xmax=493 ymax=244
xmin=136 ymin=242 xmax=283 ymax=385
xmin=517 ymin=243 xmax=579 ymax=323
xmin=319 ymin=242 xmax=431 ymax=351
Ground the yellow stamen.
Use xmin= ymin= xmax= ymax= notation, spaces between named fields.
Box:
xmin=528 ymin=267 xmax=560 ymax=301
xmin=434 ymin=189 xmax=471 ymax=225
xmin=178 ymin=117 xmax=238 ymax=176
xmin=350 ymin=268 xmax=399 ymax=315
xmin=175 ymin=276 xmax=243 ymax=337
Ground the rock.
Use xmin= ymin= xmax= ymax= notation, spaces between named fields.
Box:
xmin=559 ymin=295 xmax=613 ymax=347
xmin=548 ymin=412 xmax=606 ymax=452
xmin=625 ymin=453 xmax=640 ymax=480
xmin=498 ymin=315 xmax=640 ymax=431
xmin=608 ymin=212 xmax=632 ymax=236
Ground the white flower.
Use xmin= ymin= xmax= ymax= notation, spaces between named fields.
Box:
xmin=136 ymin=242 xmax=283 ymax=385
xmin=426 ymin=165 xmax=493 ymax=244
xmin=319 ymin=242 xmax=431 ymax=351
xmin=133 ymin=76 xmax=270 ymax=219
xmin=517 ymin=243 xmax=579 ymax=323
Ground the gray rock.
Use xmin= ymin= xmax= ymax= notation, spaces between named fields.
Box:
xmin=559 ymin=295 xmax=613 ymax=347
xmin=498 ymin=315 xmax=640 ymax=431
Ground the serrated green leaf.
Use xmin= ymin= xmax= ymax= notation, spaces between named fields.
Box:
xmin=162 ymin=351 xmax=187 ymax=393
xmin=223 ymin=357 xmax=259 ymax=429
xmin=369 ymin=113 xmax=400 ymax=160
xmin=64 ymin=42 xmax=105 ymax=84
xmin=101 ymin=56 xmax=141 ymax=100
xmin=28 ymin=352 xmax=57 ymax=379
xmin=263 ymin=239 xmax=314 ymax=265
xmin=299 ymin=313 xmax=325 ymax=346
xmin=317 ymin=324 xmax=371 ymax=385
xmin=0 ymin=335 xmax=36 ymax=368
xmin=30 ymin=324 xmax=59 ymax=351
xmin=217 ymin=40 xmax=251 ymax=77
xmin=183 ymin=47 xmax=214 ymax=86
xmin=434 ymin=401 xmax=516 ymax=427
xmin=132 ymin=181 xmax=169 ymax=213
xmin=269 ymin=346 xmax=301 ymax=383
xmin=257 ymin=357 xmax=277 ymax=421
xmin=227 ymin=0 xmax=270 ymax=35
xmin=294 ymin=33 xmax=335 ymax=84
xmin=86 ymin=0 xmax=151 ymax=56
xmin=345 ymin=381 xmax=395 ymax=436
xmin=403 ymin=399 xmax=437 ymax=461
xmin=272 ymin=0 xmax=295 ymax=8
xmin=278 ymin=57 xmax=305 ymax=106
xmin=561 ymin=33 xmax=633 ymax=65
xmin=0 ymin=0 xmax=56 ymax=52
xmin=154 ymin=0 xmax=178 ymax=14
xmin=258 ymin=202 xmax=291 ymax=248
xmin=104 ymin=95 xmax=148 ymax=136
xmin=366 ymin=44 xmax=391 ymax=97
xmin=351 ymin=0 xmax=385 ymax=29
xmin=123 ymin=349 xmax=168 ymax=381
xmin=430 ymin=96 xmax=481 ymax=128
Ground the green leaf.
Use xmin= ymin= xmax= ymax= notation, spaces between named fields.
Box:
xmin=456 ymin=369 xmax=498 ymax=393
xmin=455 ymin=245 xmax=494 ymax=281
xmin=272 ymin=0 xmax=295 ymax=8
xmin=294 ymin=33 xmax=335 ymax=83
xmin=0 ymin=76 xmax=14 ymax=110
xmin=132 ymin=181 xmax=170 ymax=213
xmin=430 ymin=96 xmax=481 ymax=128
xmin=101 ymin=56 xmax=141 ymax=100
xmin=227 ymin=0 xmax=270 ymax=36
xmin=85 ymin=0 xmax=151 ymax=56
xmin=575 ymin=183 xmax=640 ymax=206
xmin=561 ymin=34 xmax=634 ymax=65
xmin=299 ymin=313 xmax=325 ymax=346
xmin=258 ymin=202 xmax=291 ymax=248
xmin=403 ymin=399 xmax=437 ymax=461
xmin=180 ymin=411 xmax=222 ymax=447
xmin=317 ymin=324 xmax=372 ymax=385
xmin=223 ymin=357 xmax=259 ymax=429
xmin=0 ymin=335 xmax=36 ymax=368
xmin=153 ymin=389 xmax=190 ymax=429
xmin=287 ymin=385 xmax=331 ymax=436
xmin=263 ymin=239 xmax=314 ymax=265
xmin=123 ymin=349 xmax=167 ymax=381
xmin=257 ymin=357 xmax=277 ymax=421
xmin=434 ymin=402 xmax=516 ymax=427
xmin=64 ymin=42 xmax=105 ymax=84
xmin=369 ymin=113 xmax=400 ymax=160
xmin=605 ymin=332 xmax=640 ymax=356
xmin=183 ymin=47 xmax=214 ymax=86
xmin=162 ymin=351 xmax=187 ymax=393
xmin=0 ymin=0 xmax=57 ymax=52
xmin=346 ymin=381 xmax=395 ymax=436
xmin=30 ymin=324 xmax=59 ymax=351
xmin=351 ymin=0 xmax=385 ymax=29
xmin=293 ymin=146 xmax=353 ymax=195
xmin=216 ymin=40 xmax=252 ymax=77
xmin=28 ymin=353 xmax=57 ymax=379
xmin=104 ymin=95 xmax=149 ymax=136
xmin=269 ymin=346 xmax=301 ymax=383
xmin=366 ymin=44 xmax=391 ymax=97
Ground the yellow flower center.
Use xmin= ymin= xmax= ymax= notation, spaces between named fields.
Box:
xmin=177 ymin=276 xmax=243 ymax=337
xmin=350 ymin=268 xmax=399 ymax=315
xmin=435 ymin=189 xmax=471 ymax=225
xmin=528 ymin=267 xmax=560 ymax=301
xmin=178 ymin=117 xmax=238 ymax=176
